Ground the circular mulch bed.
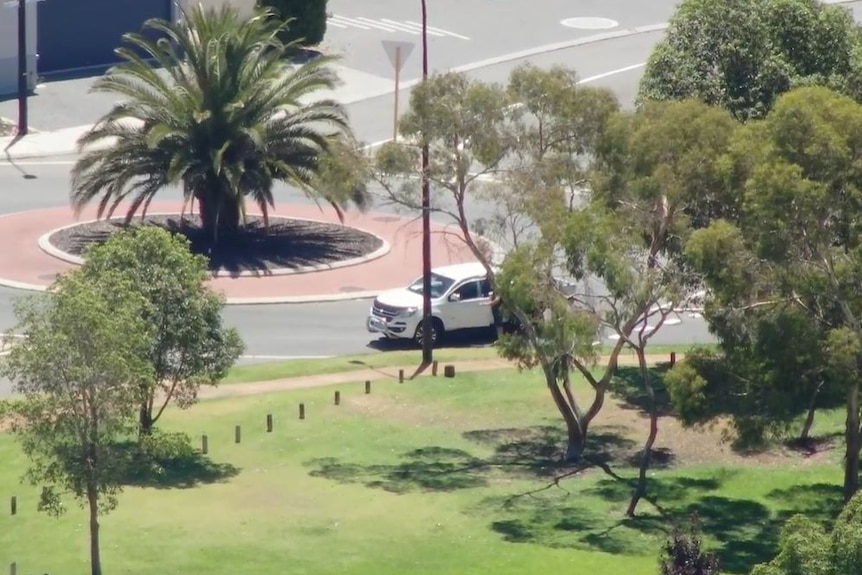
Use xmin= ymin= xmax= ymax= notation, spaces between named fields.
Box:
xmin=47 ymin=214 xmax=384 ymax=274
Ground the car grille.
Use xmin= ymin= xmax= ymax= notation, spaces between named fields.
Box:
xmin=372 ymin=300 xmax=402 ymax=319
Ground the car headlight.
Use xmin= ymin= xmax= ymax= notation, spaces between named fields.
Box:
xmin=403 ymin=307 xmax=418 ymax=316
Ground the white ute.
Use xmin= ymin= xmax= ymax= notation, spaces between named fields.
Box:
xmin=367 ymin=262 xmax=495 ymax=346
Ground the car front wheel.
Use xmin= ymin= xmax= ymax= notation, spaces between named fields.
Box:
xmin=414 ymin=319 xmax=443 ymax=347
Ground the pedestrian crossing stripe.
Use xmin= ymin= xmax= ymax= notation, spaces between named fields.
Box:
xmin=327 ymin=14 xmax=470 ymax=40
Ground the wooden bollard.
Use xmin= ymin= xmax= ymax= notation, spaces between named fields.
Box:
xmin=398 ymin=369 xmax=404 ymax=383
xmin=201 ymin=434 xmax=209 ymax=455
xmin=9 ymin=496 xmax=15 ymax=516
xmin=299 ymin=403 xmax=305 ymax=420
xmin=432 ymin=360 xmax=439 ymax=376
xmin=670 ymin=352 xmax=677 ymax=367
xmin=266 ymin=414 xmax=273 ymax=433
xmin=365 ymin=380 xmax=371 ymax=394
xmin=9 ymin=562 xmax=16 ymax=575
xmin=443 ymin=364 xmax=456 ymax=378
xmin=234 ymin=425 xmax=242 ymax=444
xmin=334 ymin=391 xmax=341 ymax=406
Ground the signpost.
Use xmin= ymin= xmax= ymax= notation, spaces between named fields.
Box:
xmin=381 ymin=40 xmax=414 ymax=142
xmin=1 ymin=0 xmax=41 ymax=136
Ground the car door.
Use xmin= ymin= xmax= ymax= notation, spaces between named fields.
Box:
xmin=442 ymin=279 xmax=491 ymax=331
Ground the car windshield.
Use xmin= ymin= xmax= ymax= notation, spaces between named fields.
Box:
xmin=407 ymin=273 xmax=455 ymax=299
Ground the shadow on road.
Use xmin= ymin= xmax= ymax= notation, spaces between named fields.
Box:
xmin=366 ymin=328 xmax=496 ymax=353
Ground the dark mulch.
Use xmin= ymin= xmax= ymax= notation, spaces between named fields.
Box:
xmin=48 ymin=214 xmax=384 ymax=276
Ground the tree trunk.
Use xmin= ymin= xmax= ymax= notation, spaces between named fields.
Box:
xmin=565 ymin=422 xmax=586 ymax=461
xmin=799 ymin=381 xmax=824 ymax=443
xmin=138 ymin=403 xmax=153 ymax=438
xmin=627 ymin=348 xmax=659 ymax=517
xmin=844 ymin=381 xmax=861 ymax=503
xmin=87 ymin=484 xmax=102 ymax=575
xmin=543 ymin=364 xmax=589 ymax=462
xmin=195 ymin=191 xmax=241 ymax=242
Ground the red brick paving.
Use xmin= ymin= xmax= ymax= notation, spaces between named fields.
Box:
xmin=0 ymin=201 xmax=480 ymax=301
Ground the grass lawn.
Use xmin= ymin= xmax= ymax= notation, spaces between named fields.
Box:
xmin=223 ymin=343 xmax=698 ymax=383
xmin=0 ymin=364 xmax=844 ymax=575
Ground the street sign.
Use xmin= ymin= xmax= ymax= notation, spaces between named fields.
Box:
xmin=381 ymin=40 xmax=414 ymax=74
xmin=381 ymin=41 xmax=415 ymax=143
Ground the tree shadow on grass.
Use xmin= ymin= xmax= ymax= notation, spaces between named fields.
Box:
xmin=489 ymin=472 xmax=846 ymax=574
xmin=307 ymin=447 xmax=488 ymax=494
xmin=480 ymin=471 xmax=788 ymax=570
xmin=609 ymin=364 xmax=674 ymax=416
xmin=304 ymin=425 xmax=643 ymax=494
xmin=766 ymin=482 xmax=844 ymax=525
xmin=113 ymin=433 xmax=240 ymax=490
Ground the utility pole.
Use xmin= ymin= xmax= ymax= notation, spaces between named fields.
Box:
xmin=16 ymin=0 xmax=28 ymax=136
xmin=420 ymin=0 xmax=433 ymax=364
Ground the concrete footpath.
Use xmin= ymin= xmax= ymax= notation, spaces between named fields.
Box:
xmin=198 ymin=353 xmax=677 ymax=400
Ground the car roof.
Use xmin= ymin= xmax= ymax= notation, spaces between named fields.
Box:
xmin=433 ymin=262 xmax=493 ymax=281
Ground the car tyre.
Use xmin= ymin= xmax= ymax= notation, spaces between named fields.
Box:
xmin=414 ymin=318 xmax=443 ymax=348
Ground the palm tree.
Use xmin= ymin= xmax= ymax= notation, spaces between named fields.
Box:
xmin=71 ymin=5 xmax=368 ymax=241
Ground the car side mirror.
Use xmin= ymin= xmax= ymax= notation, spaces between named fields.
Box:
xmin=448 ymin=292 xmax=461 ymax=302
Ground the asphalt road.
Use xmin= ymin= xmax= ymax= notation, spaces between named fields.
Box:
xmin=0 ymin=16 xmax=725 ymax=395
xmin=325 ymin=0 xmax=679 ymax=78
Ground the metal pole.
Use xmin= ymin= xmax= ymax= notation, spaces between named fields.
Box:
xmin=16 ymin=0 xmax=28 ymax=136
xmin=392 ymin=46 xmax=401 ymax=142
xmin=420 ymin=0 xmax=433 ymax=364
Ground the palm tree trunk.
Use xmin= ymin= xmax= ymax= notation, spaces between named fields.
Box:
xmin=196 ymin=192 xmax=241 ymax=241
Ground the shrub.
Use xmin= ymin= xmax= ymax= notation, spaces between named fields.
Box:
xmin=257 ymin=0 xmax=328 ymax=48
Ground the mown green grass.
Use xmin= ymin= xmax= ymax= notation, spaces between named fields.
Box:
xmin=223 ymin=343 xmax=697 ymax=383
xmin=0 ymin=366 xmax=843 ymax=575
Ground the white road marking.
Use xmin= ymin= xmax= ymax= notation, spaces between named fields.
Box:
xmin=327 ymin=15 xmax=468 ymax=39
xmin=406 ymin=21 xmax=471 ymax=41
xmin=404 ymin=22 xmax=448 ymax=37
xmin=578 ymin=63 xmax=645 ymax=83
xmin=561 ymin=17 xmax=619 ymax=30
xmin=355 ymin=16 xmax=401 ymax=32
xmin=329 ymin=15 xmax=371 ymax=30
xmin=378 ymin=18 xmax=421 ymax=35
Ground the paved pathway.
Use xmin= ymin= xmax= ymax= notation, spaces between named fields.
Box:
xmin=197 ymin=353 xmax=678 ymax=400
xmin=0 ymin=200 xmax=480 ymax=303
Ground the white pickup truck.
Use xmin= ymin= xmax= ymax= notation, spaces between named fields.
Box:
xmin=366 ymin=262 xmax=496 ymax=346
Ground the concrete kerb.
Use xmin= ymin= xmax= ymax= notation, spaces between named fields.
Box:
xmin=35 ymin=212 xmax=392 ymax=277
xmin=0 ymin=204 xmax=505 ymax=304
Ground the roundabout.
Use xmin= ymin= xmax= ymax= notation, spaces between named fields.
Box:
xmin=0 ymin=7 xmax=724 ymax=369
xmin=39 ymin=213 xmax=390 ymax=277
xmin=0 ymin=201 xmax=482 ymax=304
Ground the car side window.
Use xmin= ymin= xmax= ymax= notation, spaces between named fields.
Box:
xmin=480 ymin=279 xmax=492 ymax=297
xmin=454 ymin=280 xmax=482 ymax=301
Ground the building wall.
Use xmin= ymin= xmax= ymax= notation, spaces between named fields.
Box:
xmin=36 ymin=0 xmax=172 ymax=74
xmin=0 ymin=1 xmax=38 ymax=98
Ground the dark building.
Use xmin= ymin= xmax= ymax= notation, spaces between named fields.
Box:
xmin=36 ymin=0 xmax=174 ymax=74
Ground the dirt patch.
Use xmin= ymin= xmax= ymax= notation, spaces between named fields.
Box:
xmin=584 ymin=397 xmax=835 ymax=469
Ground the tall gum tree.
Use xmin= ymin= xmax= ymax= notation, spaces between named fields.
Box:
xmin=638 ymin=0 xmax=862 ymax=120
xmin=683 ymin=86 xmax=862 ymax=501
xmin=373 ymin=71 xmax=513 ymax=282
xmin=496 ymin=99 xmax=733 ymax=474
xmin=79 ymin=227 xmax=244 ymax=437
xmin=0 ymin=272 xmax=153 ymax=575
